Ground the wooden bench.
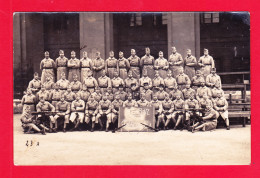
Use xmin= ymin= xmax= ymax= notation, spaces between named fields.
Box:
xmin=226 ymin=103 xmax=251 ymax=127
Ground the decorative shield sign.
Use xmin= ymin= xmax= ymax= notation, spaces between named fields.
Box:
xmin=118 ymin=106 xmax=155 ymax=132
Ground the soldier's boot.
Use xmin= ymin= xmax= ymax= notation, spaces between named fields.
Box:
xmin=91 ymin=122 xmax=95 ymax=132
xmin=41 ymin=127 xmax=46 ymax=135
xmin=99 ymin=118 xmax=103 ymax=131
xmin=111 ymin=122 xmax=115 ymax=133
xmin=53 ymin=128 xmax=57 ymax=133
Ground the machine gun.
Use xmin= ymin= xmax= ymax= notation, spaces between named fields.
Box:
xmin=31 ymin=111 xmax=58 ymax=126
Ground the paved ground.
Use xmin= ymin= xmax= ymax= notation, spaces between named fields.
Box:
xmin=13 ymin=114 xmax=251 ymax=165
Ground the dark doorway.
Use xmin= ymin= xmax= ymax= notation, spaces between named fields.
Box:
xmin=113 ymin=13 xmax=168 ymax=59
xmin=43 ymin=13 xmax=80 ymax=59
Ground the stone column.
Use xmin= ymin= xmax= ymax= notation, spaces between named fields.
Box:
xmin=80 ymin=13 xmax=113 ymax=59
xmin=167 ymin=12 xmax=200 ymax=59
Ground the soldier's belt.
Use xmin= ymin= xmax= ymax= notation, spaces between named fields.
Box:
xmin=107 ymin=66 xmax=116 ymax=68
xmin=158 ymin=99 xmax=164 ymax=101
xmin=178 ymin=83 xmax=186 ymax=85
xmin=59 ymin=88 xmax=67 ymax=90
xmin=119 ymin=67 xmax=127 ymax=69
xmin=72 ymin=89 xmax=79 ymax=91
xmin=52 ymin=99 xmax=60 ymax=101
xmin=218 ymin=105 xmax=225 ymax=107
xmin=81 ymin=66 xmax=90 ymax=68
xmin=99 ymin=86 xmax=108 ymax=88
xmin=43 ymin=67 xmax=54 ymax=69
xmin=102 ymin=107 xmax=109 ymax=110
xmin=24 ymin=103 xmax=35 ymax=105
xmin=87 ymin=86 xmax=95 ymax=88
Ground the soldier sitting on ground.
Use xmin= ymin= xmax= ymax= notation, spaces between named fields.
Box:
xmin=21 ymin=106 xmax=47 ymax=135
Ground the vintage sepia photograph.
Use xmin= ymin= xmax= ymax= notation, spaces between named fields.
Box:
xmin=13 ymin=12 xmax=250 ymax=165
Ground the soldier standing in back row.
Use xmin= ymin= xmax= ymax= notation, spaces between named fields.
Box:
xmin=118 ymin=51 xmax=130 ymax=80
xmin=198 ymin=49 xmax=215 ymax=77
xmin=154 ymin=51 xmax=169 ymax=79
xmin=169 ymin=47 xmax=183 ymax=78
xmin=56 ymin=50 xmax=68 ymax=80
xmin=105 ymin=51 xmax=118 ymax=79
xmin=184 ymin=49 xmax=197 ymax=80
xmin=128 ymin=49 xmax=141 ymax=79
xmin=67 ymin=51 xmax=81 ymax=82
xmin=92 ymin=51 xmax=105 ymax=80
xmin=40 ymin=51 xmax=56 ymax=83
xmin=140 ymin=47 xmax=155 ymax=79
xmin=80 ymin=51 xmax=92 ymax=83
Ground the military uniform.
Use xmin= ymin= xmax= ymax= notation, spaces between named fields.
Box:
xmin=184 ymin=55 xmax=197 ymax=80
xmin=198 ymin=55 xmax=215 ymax=77
xmin=169 ymin=89 xmax=184 ymax=101
xmin=111 ymin=99 xmax=123 ymax=122
xmin=214 ymin=97 xmax=228 ymax=121
xmin=56 ymin=78 xmax=70 ymax=94
xmin=123 ymin=99 xmax=138 ymax=107
xmin=211 ymin=87 xmax=225 ymax=101
xmin=83 ymin=76 xmax=98 ymax=93
xmin=161 ymin=99 xmax=175 ymax=124
xmin=43 ymin=80 xmax=55 ymax=91
xmin=64 ymin=91 xmax=76 ymax=104
xmin=36 ymin=101 xmax=55 ymax=125
xmin=199 ymin=108 xmax=218 ymax=131
xmin=154 ymin=57 xmax=169 ymax=79
xmin=118 ymin=57 xmax=130 ymax=80
xmin=97 ymin=75 xmax=112 ymax=94
xmin=168 ymin=52 xmax=183 ymax=78
xmin=90 ymin=91 xmax=102 ymax=102
xmin=105 ymin=57 xmax=118 ymax=79
xmin=79 ymin=90 xmax=91 ymax=103
xmin=96 ymin=99 xmax=112 ymax=125
xmin=28 ymin=78 xmax=41 ymax=94
xmin=70 ymin=99 xmax=85 ymax=123
xmin=184 ymin=98 xmax=199 ymax=122
xmin=151 ymin=99 xmax=163 ymax=117
xmin=169 ymin=98 xmax=185 ymax=129
xmin=128 ymin=55 xmax=141 ymax=79
xmin=111 ymin=77 xmax=125 ymax=93
xmin=199 ymin=97 xmax=213 ymax=109
xmin=21 ymin=94 xmax=36 ymax=113
xmin=36 ymin=90 xmax=50 ymax=102
xmin=164 ymin=76 xmax=177 ymax=93
xmin=106 ymin=91 xmax=114 ymax=101
xmin=191 ymin=75 xmax=205 ymax=91
xmin=196 ymin=86 xmax=212 ymax=102
xmin=80 ymin=57 xmax=92 ymax=83
xmin=49 ymin=89 xmax=62 ymax=108
xmin=69 ymin=80 xmax=82 ymax=93
xmin=40 ymin=58 xmax=55 ymax=83
xmin=68 ymin=58 xmax=81 ymax=82
xmin=142 ymin=88 xmax=153 ymax=102
xmin=125 ymin=77 xmax=139 ymax=93
xmin=115 ymin=90 xmax=128 ymax=101
xmin=182 ymin=87 xmax=196 ymax=100
xmin=137 ymin=99 xmax=150 ymax=107
xmin=152 ymin=76 xmax=164 ymax=94
xmin=85 ymin=100 xmax=99 ymax=124
xmin=54 ymin=100 xmax=71 ymax=125
xmin=206 ymin=73 xmax=222 ymax=88
xmin=56 ymin=56 xmax=68 ymax=80
xmin=139 ymin=76 xmax=152 ymax=93
xmin=92 ymin=57 xmax=105 ymax=80
xmin=176 ymin=73 xmax=191 ymax=91
xmin=140 ymin=54 xmax=155 ymax=79
xmin=156 ymin=90 xmax=168 ymax=101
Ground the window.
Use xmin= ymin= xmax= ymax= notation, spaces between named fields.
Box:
xmin=130 ymin=13 xmax=142 ymax=27
xmin=201 ymin=12 xmax=220 ymax=24
xmin=153 ymin=13 xmax=167 ymax=26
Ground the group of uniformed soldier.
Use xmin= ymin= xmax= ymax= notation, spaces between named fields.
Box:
xmin=20 ymin=47 xmax=229 ymax=134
